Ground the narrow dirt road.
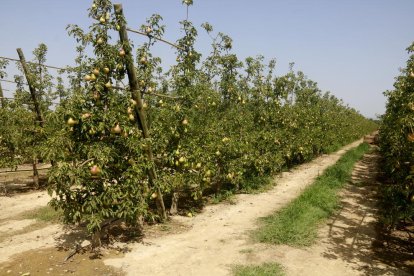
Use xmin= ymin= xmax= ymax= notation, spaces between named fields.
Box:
xmin=240 ymin=148 xmax=412 ymax=276
xmin=104 ymin=140 xmax=367 ymax=275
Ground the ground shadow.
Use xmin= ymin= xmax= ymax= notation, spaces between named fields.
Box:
xmin=320 ymin=147 xmax=414 ymax=275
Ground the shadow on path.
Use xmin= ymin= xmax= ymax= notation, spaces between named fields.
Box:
xmin=321 ymin=147 xmax=414 ymax=275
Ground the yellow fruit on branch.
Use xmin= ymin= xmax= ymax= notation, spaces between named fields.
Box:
xmin=90 ymin=165 xmax=101 ymax=176
xmin=140 ymin=57 xmax=148 ymax=65
xmin=111 ymin=124 xmax=122 ymax=134
xmin=81 ymin=113 xmax=91 ymax=119
xmin=67 ymin=117 xmax=78 ymax=126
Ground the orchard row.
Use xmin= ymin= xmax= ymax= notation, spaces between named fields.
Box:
xmin=379 ymin=42 xmax=414 ymax=225
xmin=0 ymin=0 xmax=377 ymax=233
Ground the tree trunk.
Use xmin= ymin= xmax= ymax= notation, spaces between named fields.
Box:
xmin=170 ymin=192 xmax=179 ymax=215
xmin=32 ymin=158 xmax=39 ymax=189
xmin=0 ymin=82 xmax=5 ymax=108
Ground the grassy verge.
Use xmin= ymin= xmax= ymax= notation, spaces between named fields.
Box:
xmin=21 ymin=205 xmax=62 ymax=223
xmin=232 ymin=263 xmax=284 ymax=276
xmin=253 ymin=142 xmax=370 ymax=246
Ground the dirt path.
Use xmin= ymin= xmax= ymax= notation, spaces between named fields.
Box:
xmin=104 ymin=140 xmax=367 ymax=275
xmin=240 ymin=149 xmax=412 ymax=276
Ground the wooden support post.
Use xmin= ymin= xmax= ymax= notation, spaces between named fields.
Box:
xmin=16 ymin=48 xmax=44 ymax=128
xmin=114 ymin=3 xmax=167 ymax=220
xmin=0 ymin=82 xmax=4 ymax=108
xmin=16 ymin=48 xmax=42 ymax=188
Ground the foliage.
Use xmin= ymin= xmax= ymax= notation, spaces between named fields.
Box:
xmin=0 ymin=0 xmax=377 ymax=234
xmin=379 ymin=42 xmax=414 ymax=225
xmin=0 ymin=44 xmax=59 ymax=171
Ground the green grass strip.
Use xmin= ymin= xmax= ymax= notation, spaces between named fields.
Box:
xmin=233 ymin=263 xmax=285 ymax=276
xmin=21 ymin=205 xmax=62 ymax=223
xmin=253 ymin=142 xmax=370 ymax=246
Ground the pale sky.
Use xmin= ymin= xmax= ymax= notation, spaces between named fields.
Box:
xmin=1 ymin=0 xmax=414 ymax=118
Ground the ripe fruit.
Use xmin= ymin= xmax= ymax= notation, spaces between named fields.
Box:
xmin=105 ymin=81 xmax=112 ymax=89
xmin=103 ymin=67 xmax=110 ymax=74
xmin=92 ymin=91 xmax=100 ymax=100
xmin=92 ymin=3 xmax=97 ymax=9
xmin=81 ymin=113 xmax=91 ymax=119
xmin=139 ymin=80 xmax=146 ymax=86
xmin=84 ymin=75 xmax=91 ymax=81
xmin=222 ymin=137 xmax=230 ymax=142
xmin=196 ymin=163 xmax=202 ymax=169
xmin=140 ymin=57 xmax=147 ymax=65
xmin=127 ymin=107 xmax=133 ymax=114
xmin=116 ymin=24 xmax=121 ymax=31
xmin=130 ymin=99 xmax=137 ymax=106
xmin=145 ymin=26 xmax=152 ymax=34
xmin=408 ymin=133 xmax=414 ymax=142
xmin=99 ymin=17 xmax=106 ymax=24
xmin=90 ymin=74 xmax=97 ymax=81
xmin=173 ymin=105 xmax=181 ymax=112
xmin=67 ymin=117 xmax=78 ymax=126
xmin=410 ymin=71 xmax=414 ymax=78
xmin=128 ymin=114 xmax=135 ymax=121
xmin=119 ymin=49 xmax=126 ymax=57
xmin=90 ymin=165 xmax=101 ymax=176
xmin=142 ymin=102 xmax=148 ymax=109
xmin=147 ymin=87 xmax=154 ymax=93
xmin=151 ymin=192 xmax=158 ymax=199
xmin=215 ymin=150 xmax=221 ymax=156
xmin=97 ymin=38 xmax=104 ymax=45
xmin=92 ymin=68 xmax=100 ymax=75
xmin=111 ymin=124 xmax=122 ymax=134
xmin=182 ymin=119 xmax=188 ymax=125
xmin=227 ymin=173 xmax=234 ymax=180
xmin=179 ymin=157 xmax=186 ymax=163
